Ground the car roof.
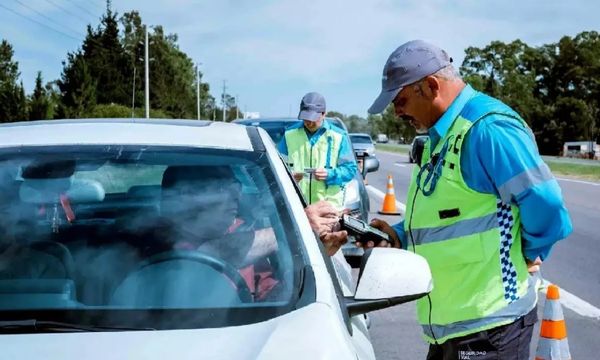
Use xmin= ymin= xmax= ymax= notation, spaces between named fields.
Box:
xmin=349 ymin=133 xmax=372 ymax=137
xmin=234 ymin=117 xmax=349 ymax=132
xmin=0 ymin=119 xmax=254 ymax=151
xmin=233 ymin=117 xmax=299 ymax=124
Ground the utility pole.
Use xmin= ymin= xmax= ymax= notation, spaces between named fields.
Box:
xmin=222 ymin=80 xmax=227 ymax=122
xmin=131 ymin=66 xmax=136 ymax=118
xmin=196 ymin=63 xmax=202 ymax=120
xmin=144 ymin=26 xmax=150 ymax=119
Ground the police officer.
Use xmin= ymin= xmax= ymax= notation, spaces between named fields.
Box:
xmin=367 ymin=40 xmax=572 ymax=359
xmin=278 ymin=92 xmax=357 ymax=208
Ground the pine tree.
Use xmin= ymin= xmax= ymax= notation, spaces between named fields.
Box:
xmin=0 ymin=39 xmax=28 ymax=122
xmin=57 ymin=53 xmax=96 ymax=118
xmin=82 ymin=1 xmax=129 ymax=105
xmin=29 ymin=72 xmax=50 ymax=120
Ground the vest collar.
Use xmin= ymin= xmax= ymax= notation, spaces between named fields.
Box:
xmin=303 ymin=120 xmax=331 ymax=146
xmin=429 ymin=84 xmax=477 ymax=150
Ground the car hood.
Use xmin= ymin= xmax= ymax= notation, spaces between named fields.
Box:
xmin=0 ymin=303 xmax=356 ymax=360
xmin=352 ymin=144 xmax=374 ymax=151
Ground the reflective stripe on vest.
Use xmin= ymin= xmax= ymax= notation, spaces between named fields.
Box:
xmin=421 ymin=276 xmax=538 ymax=341
xmin=285 ymin=127 xmax=344 ymax=207
xmin=404 ymin=92 xmax=535 ymax=344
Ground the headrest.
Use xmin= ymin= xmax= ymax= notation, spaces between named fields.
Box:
xmin=19 ymin=178 xmax=105 ymax=204
xmin=21 ymin=160 xmax=76 ymax=179
xmin=161 ymin=166 xmax=235 ymax=188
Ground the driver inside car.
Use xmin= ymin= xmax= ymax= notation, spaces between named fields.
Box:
xmin=158 ymin=165 xmax=280 ymax=301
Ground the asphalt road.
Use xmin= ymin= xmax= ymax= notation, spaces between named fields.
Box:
xmin=360 ymin=150 xmax=600 ymax=359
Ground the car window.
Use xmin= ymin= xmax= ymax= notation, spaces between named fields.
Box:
xmin=350 ymin=135 xmax=373 ymax=144
xmin=0 ymin=145 xmax=306 ymax=330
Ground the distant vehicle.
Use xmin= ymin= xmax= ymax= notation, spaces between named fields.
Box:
xmin=563 ymin=141 xmax=599 ymax=159
xmin=409 ymin=135 xmax=429 ymax=164
xmin=349 ymin=133 xmax=376 ymax=158
xmin=233 ymin=117 xmax=378 ymax=266
xmin=243 ymin=111 xmax=260 ymax=119
xmin=376 ymin=134 xmax=389 ymax=143
xmin=0 ymin=118 xmax=432 ymax=359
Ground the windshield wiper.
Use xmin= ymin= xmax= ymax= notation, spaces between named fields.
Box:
xmin=0 ymin=319 xmax=155 ymax=333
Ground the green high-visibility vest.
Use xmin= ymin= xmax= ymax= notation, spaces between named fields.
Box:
xmin=404 ymin=92 xmax=538 ymax=344
xmin=284 ymin=127 xmax=344 ymax=207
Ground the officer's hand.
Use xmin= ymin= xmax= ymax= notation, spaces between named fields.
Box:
xmin=355 ymin=218 xmax=401 ymax=249
xmin=526 ymin=257 xmax=542 ymax=273
xmin=314 ymin=168 xmax=328 ymax=181
xmin=292 ymin=172 xmax=304 ymax=182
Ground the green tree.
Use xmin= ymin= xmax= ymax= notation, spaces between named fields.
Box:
xmin=82 ymin=1 xmax=129 ymax=105
xmin=0 ymin=40 xmax=27 ymax=122
xmin=44 ymin=80 xmax=61 ymax=119
xmin=460 ymin=32 xmax=600 ymax=155
xmin=57 ymin=53 xmax=97 ymax=118
xmin=29 ymin=71 xmax=50 ymax=120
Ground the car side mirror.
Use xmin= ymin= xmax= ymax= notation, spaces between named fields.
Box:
xmin=345 ymin=248 xmax=433 ymax=317
xmin=362 ymin=156 xmax=379 ymax=175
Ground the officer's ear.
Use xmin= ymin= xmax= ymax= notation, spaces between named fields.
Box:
xmin=422 ymin=76 xmax=440 ymax=100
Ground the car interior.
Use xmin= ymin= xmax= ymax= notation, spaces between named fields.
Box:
xmin=0 ymin=154 xmax=293 ymax=312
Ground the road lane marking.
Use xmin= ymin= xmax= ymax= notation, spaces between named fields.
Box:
xmin=394 ymin=163 xmax=407 ymax=168
xmin=366 ymin=185 xmax=406 ymax=214
xmin=556 ymin=177 xmax=600 ymax=186
xmin=541 ymin=279 xmax=600 ymax=320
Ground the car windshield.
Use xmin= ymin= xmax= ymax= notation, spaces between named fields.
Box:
xmin=262 ymin=122 xmax=299 ymax=144
xmin=350 ymin=135 xmax=373 ymax=144
xmin=0 ymin=145 xmax=307 ymax=331
xmin=240 ymin=121 xmax=299 ymax=145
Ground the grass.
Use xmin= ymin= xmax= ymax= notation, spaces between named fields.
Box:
xmin=376 ymin=143 xmax=600 ymax=182
xmin=375 ymin=144 xmax=409 ymax=154
xmin=546 ymin=161 xmax=600 ymax=182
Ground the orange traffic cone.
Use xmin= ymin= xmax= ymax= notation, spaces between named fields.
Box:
xmin=378 ymin=174 xmax=401 ymax=215
xmin=535 ymin=284 xmax=571 ymax=360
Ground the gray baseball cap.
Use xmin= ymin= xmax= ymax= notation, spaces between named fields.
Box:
xmin=298 ymin=92 xmax=326 ymax=121
xmin=368 ymin=40 xmax=453 ymax=114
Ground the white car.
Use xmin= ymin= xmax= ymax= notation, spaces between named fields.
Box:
xmin=0 ymin=119 xmax=432 ymax=359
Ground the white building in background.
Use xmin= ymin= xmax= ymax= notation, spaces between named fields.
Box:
xmin=563 ymin=141 xmax=599 ymax=159
xmin=243 ymin=112 xmax=260 ymax=119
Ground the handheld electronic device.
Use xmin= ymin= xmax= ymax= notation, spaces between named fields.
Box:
xmin=340 ymin=214 xmax=390 ymax=245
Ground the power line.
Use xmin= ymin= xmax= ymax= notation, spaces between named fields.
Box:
xmin=0 ymin=3 xmax=82 ymax=42
xmin=42 ymin=0 xmax=93 ymax=25
xmin=1 ymin=3 xmax=131 ymax=58
xmin=12 ymin=0 xmax=84 ymax=39
xmin=63 ymin=0 xmax=99 ymax=19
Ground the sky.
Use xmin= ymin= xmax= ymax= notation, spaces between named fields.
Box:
xmin=1 ymin=0 xmax=599 ymax=118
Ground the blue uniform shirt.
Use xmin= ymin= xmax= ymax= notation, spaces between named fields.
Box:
xmin=278 ymin=120 xmax=357 ymax=187
xmin=393 ymin=85 xmax=572 ymax=261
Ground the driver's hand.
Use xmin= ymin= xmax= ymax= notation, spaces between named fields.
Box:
xmin=293 ymin=172 xmax=304 ymax=182
xmin=320 ymin=230 xmax=348 ymax=257
xmin=355 ymin=218 xmax=401 ymax=249
xmin=305 ymin=201 xmax=348 ymax=256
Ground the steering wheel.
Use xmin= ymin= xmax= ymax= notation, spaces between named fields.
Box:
xmin=138 ymin=250 xmax=253 ymax=303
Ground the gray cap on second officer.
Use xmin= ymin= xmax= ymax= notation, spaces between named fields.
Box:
xmin=368 ymin=40 xmax=453 ymax=114
xmin=298 ymin=92 xmax=326 ymax=121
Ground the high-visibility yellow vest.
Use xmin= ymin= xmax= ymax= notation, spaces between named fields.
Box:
xmin=284 ymin=127 xmax=344 ymax=207
xmin=404 ymin=92 xmax=538 ymax=344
